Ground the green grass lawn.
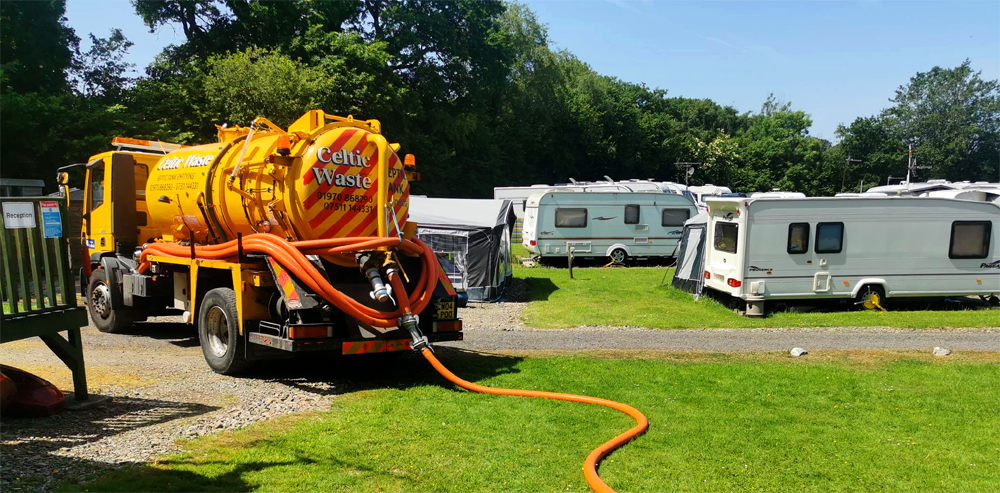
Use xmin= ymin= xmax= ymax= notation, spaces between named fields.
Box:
xmin=516 ymin=266 xmax=999 ymax=329
xmin=62 ymin=351 xmax=999 ymax=492
xmin=511 ymin=245 xmax=998 ymax=329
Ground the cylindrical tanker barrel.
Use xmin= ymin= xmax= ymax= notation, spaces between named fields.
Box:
xmin=143 ymin=111 xmax=411 ymax=253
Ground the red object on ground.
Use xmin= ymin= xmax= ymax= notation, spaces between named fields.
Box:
xmin=0 ymin=365 xmax=65 ymax=417
xmin=0 ymin=372 xmax=18 ymax=412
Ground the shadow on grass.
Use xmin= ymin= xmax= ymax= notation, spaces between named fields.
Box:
xmin=523 ymin=277 xmax=558 ymax=301
xmin=49 ymin=348 xmax=523 ymax=492
xmin=57 ymin=439 xmax=423 ymax=492
xmin=57 ymin=457 xmax=318 ymax=493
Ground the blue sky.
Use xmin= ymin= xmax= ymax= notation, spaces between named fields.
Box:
xmin=66 ymin=0 xmax=999 ymax=140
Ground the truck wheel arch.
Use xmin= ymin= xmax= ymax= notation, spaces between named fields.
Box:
xmin=98 ymin=256 xmax=132 ymax=308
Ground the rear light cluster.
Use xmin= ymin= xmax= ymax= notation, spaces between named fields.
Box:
xmin=530 ymin=240 xmax=536 ymax=246
xmin=289 ymin=326 xmax=331 ymax=339
xmin=434 ymin=320 xmax=463 ymax=332
xmin=704 ymin=271 xmax=741 ymax=288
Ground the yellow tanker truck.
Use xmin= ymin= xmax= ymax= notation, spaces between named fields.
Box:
xmin=58 ymin=110 xmax=462 ymax=374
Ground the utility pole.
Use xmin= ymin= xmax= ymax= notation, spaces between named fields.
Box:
xmin=841 ymin=155 xmax=862 ymax=192
xmin=675 ymin=158 xmax=701 ymax=186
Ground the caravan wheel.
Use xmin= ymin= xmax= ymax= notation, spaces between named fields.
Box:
xmin=855 ymin=285 xmax=886 ymax=311
xmin=609 ymin=248 xmax=628 ymax=265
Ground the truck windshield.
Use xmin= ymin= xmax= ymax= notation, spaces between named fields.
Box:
xmin=714 ymin=222 xmax=738 ymax=254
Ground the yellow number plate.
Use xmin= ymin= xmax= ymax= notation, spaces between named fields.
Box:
xmin=436 ymin=301 xmax=455 ymax=320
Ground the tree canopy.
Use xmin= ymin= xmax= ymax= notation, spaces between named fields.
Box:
xmin=1 ymin=0 xmax=997 ymax=197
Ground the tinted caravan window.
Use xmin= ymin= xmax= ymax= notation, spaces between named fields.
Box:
xmin=555 ymin=208 xmax=587 ymax=228
xmin=714 ymin=222 xmax=738 ymax=254
xmin=950 ymin=221 xmax=991 ymax=259
xmin=662 ymin=208 xmax=690 ymax=227
xmin=624 ymin=205 xmax=639 ymax=224
xmin=815 ymin=222 xmax=844 ymax=253
xmin=787 ymin=223 xmax=809 ymax=254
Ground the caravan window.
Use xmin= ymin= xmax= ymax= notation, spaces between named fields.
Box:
xmin=714 ymin=222 xmax=738 ymax=254
xmin=662 ymin=209 xmax=690 ymax=227
xmin=624 ymin=205 xmax=640 ymax=224
xmin=555 ymin=208 xmax=587 ymax=228
xmin=949 ymin=221 xmax=991 ymax=259
xmin=787 ymin=223 xmax=809 ymax=254
xmin=815 ymin=222 xmax=844 ymax=254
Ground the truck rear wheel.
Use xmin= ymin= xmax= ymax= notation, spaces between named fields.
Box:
xmin=198 ymin=287 xmax=252 ymax=375
xmin=87 ymin=268 xmax=134 ymax=333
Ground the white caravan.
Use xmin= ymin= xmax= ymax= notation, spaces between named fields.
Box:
xmin=864 ymin=180 xmax=1000 ymax=196
xmin=494 ymin=178 xmax=690 ymax=218
xmin=702 ymin=196 xmax=1000 ymax=316
xmin=522 ymin=191 xmax=697 ymax=263
xmin=687 ymin=184 xmax=732 ymax=203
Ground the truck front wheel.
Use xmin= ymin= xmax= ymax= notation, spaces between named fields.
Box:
xmin=87 ymin=268 xmax=134 ymax=333
xmin=198 ymin=287 xmax=252 ymax=375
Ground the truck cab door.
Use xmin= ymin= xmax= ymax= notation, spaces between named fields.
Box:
xmin=83 ymin=154 xmax=138 ymax=257
xmin=84 ymin=159 xmax=113 ymax=255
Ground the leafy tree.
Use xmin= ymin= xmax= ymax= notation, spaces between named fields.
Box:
xmin=0 ymin=0 xmax=79 ymax=95
xmin=7 ymin=0 xmax=995 ymax=200
xmin=732 ymin=95 xmax=817 ymax=193
xmin=887 ymin=60 xmax=1000 ymax=181
xmin=133 ymin=0 xmax=360 ymax=58
xmin=835 ymin=116 xmax=907 ymax=190
xmin=839 ymin=60 xmax=999 ymax=186
xmin=71 ymin=29 xmax=135 ymax=101
xmin=202 ymin=49 xmax=334 ymax=128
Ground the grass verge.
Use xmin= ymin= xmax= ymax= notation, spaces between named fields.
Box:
xmin=515 ymin=264 xmax=999 ymax=329
xmin=62 ymin=351 xmax=999 ymax=492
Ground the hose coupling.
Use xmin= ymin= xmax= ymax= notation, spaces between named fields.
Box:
xmin=358 ymin=253 xmax=390 ymax=302
xmin=398 ymin=314 xmax=430 ymax=352
xmin=365 ymin=267 xmax=390 ymax=302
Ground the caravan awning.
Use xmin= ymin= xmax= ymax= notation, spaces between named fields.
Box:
xmin=409 ymin=197 xmax=512 ymax=229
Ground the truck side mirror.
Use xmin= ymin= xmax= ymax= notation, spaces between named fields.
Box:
xmin=57 ymin=172 xmax=71 ymax=208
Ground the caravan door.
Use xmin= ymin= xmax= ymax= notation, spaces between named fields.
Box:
xmin=704 ymin=216 xmax=743 ymax=296
xmin=811 ymin=222 xmax=845 ymax=293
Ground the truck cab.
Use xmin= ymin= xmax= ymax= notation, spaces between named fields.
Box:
xmin=79 ymin=150 xmax=162 ymax=262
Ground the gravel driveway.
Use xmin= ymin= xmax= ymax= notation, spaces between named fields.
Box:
xmin=2 ymin=293 xmax=997 ymax=491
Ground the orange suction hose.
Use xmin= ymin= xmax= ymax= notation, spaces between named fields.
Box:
xmin=136 ymin=234 xmax=439 ymax=327
xmin=421 ymin=348 xmax=648 ymax=493
xmin=140 ymin=233 xmax=648 ymax=491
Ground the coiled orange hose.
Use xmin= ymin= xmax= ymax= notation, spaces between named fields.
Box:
xmin=136 ymin=234 xmax=439 ymax=327
xmin=422 ymin=348 xmax=648 ymax=493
